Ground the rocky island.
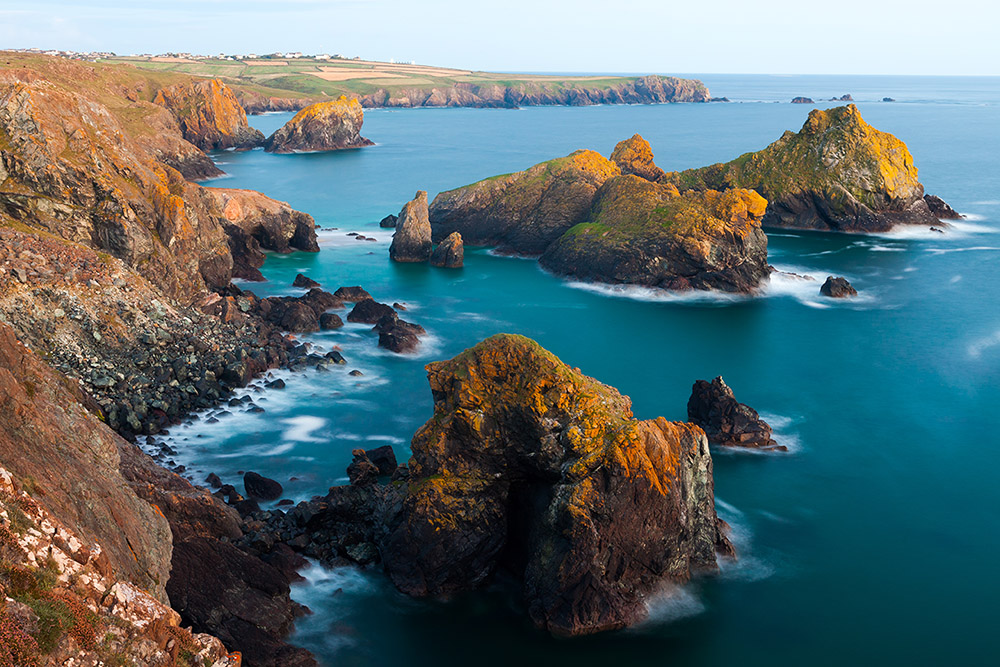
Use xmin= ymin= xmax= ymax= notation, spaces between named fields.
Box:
xmin=666 ymin=105 xmax=960 ymax=232
xmin=264 ymin=96 xmax=373 ymax=153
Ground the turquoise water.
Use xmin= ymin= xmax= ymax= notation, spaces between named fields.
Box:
xmin=163 ymin=76 xmax=1000 ymax=665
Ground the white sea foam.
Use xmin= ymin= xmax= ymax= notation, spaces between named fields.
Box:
xmin=926 ymin=245 xmax=1000 ymax=256
xmin=633 ymin=585 xmax=705 ymax=629
xmin=950 ymin=275 xmax=963 ymax=284
xmin=968 ymin=329 xmax=1000 ymax=359
xmin=565 ymin=280 xmax=746 ymax=305
xmin=971 ymin=200 xmax=1000 ymax=206
xmin=281 ymin=416 xmax=327 ymax=442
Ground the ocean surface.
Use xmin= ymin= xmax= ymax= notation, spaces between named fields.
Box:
xmin=160 ymin=75 xmax=1000 ymax=665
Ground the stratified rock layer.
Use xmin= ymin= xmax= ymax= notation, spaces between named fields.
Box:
xmin=389 ymin=191 xmax=432 ymax=262
xmin=383 ymin=334 xmax=733 ymax=636
xmin=153 ymin=78 xmax=264 ymax=151
xmin=667 ymin=105 xmax=953 ymax=232
xmin=264 ymin=96 xmax=373 ymax=153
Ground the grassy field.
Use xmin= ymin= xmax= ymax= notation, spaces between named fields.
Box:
xmin=101 ymin=56 xmax=651 ymax=100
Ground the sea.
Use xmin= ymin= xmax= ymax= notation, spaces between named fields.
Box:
xmin=156 ymin=74 xmax=1000 ymax=666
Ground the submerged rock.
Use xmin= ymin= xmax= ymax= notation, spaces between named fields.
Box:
xmin=687 ymin=376 xmax=783 ymax=450
xmin=264 ymin=96 xmax=373 ymax=153
xmin=389 ymin=191 xmax=433 ymax=262
xmin=382 ymin=334 xmax=733 ymax=636
xmin=429 ymin=231 xmax=464 ymax=268
xmin=666 ymin=105 xmax=954 ymax=232
xmin=819 ymin=276 xmax=858 ymax=298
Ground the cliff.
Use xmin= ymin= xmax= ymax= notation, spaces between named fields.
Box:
xmin=666 ymin=105 xmax=956 ymax=232
xmin=0 ymin=58 xmax=318 ymax=305
xmin=540 ymin=175 xmax=770 ymax=292
xmin=430 ymin=150 xmax=621 ymax=255
xmin=264 ymin=96 xmax=373 ymax=153
xmin=153 ymin=78 xmax=265 ymax=151
xmin=382 ymin=334 xmax=733 ymax=636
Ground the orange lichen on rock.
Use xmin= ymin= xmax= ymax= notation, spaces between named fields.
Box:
xmin=383 ymin=334 xmax=732 ymax=636
xmin=264 ymin=96 xmax=373 ymax=154
xmin=153 ymin=78 xmax=264 ymax=151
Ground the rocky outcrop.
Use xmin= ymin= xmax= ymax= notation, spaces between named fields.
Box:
xmin=0 ymin=60 xmax=317 ymax=304
xmin=924 ymin=194 xmax=962 ymax=219
xmin=687 ymin=376 xmax=782 ymax=450
xmin=264 ymin=96 xmax=373 ymax=153
xmin=379 ymin=214 xmax=398 ymax=228
xmin=611 ymin=134 xmax=667 ymax=183
xmin=541 ymin=175 xmax=770 ymax=293
xmin=430 ymin=150 xmax=621 ymax=255
xmin=430 ymin=231 xmax=464 ymax=268
xmin=791 ymin=97 xmax=814 ymax=104
xmin=153 ymin=78 xmax=265 ymax=151
xmin=374 ymin=313 xmax=426 ymax=353
xmin=382 ymin=334 xmax=734 ymax=636
xmin=666 ymin=105 xmax=955 ymax=232
xmin=819 ymin=275 xmax=858 ymax=298
xmin=389 ymin=191 xmax=432 ymax=262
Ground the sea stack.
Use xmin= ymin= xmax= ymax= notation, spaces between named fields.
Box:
xmin=430 ymin=232 xmax=464 ymax=268
xmin=687 ymin=376 xmax=783 ymax=450
xmin=382 ymin=334 xmax=734 ymax=636
xmin=153 ymin=78 xmax=265 ymax=151
xmin=264 ymin=96 xmax=374 ymax=153
xmin=389 ymin=191 xmax=433 ymax=262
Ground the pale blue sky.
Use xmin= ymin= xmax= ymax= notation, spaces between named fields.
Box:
xmin=0 ymin=0 xmax=994 ymax=75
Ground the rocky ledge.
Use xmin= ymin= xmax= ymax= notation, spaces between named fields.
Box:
xmin=430 ymin=136 xmax=771 ymax=293
xmin=665 ymin=105 xmax=959 ymax=232
xmin=153 ymin=78 xmax=265 ymax=152
xmin=264 ymin=96 xmax=373 ymax=153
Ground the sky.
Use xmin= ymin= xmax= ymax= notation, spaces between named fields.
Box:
xmin=0 ymin=0 xmax=996 ymax=76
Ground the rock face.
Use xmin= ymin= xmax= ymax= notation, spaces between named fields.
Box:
xmin=430 ymin=150 xmax=621 ymax=255
xmin=541 ymin=175 xmax=771 ymax=293
xmin=153 ymin=78 xmax=265 ymax=151
xmin=0 ymin=59 xmax=317 ymax=304
xmin=819 ymin=275 xmax=858 ymax=298
xmin=389 ymin=191 xmax=432 ymax=262
xmin=924 ymin=194 xmax=962 ymax=219
xmin=264 ymin=96 xmax=373 ymax=153
xmin=687 ymin=376 xmax=782 ymax=450
xmin=382 ymin=334 xmax=734 ymax=636
xmin=667 ymin=105 xmax=953 ymax=232
xmin=611 ymin=134 xmax=667 ymax=183
xmin=429 ymin=231 xmax=464 ymax=268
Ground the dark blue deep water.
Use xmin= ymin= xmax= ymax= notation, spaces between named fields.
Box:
xmin=162 ymin=75 xmax=1000 ymax=666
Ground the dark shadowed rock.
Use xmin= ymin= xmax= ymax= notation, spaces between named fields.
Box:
xmin=365 ymin=445 xmax=398 ymax=476
xmin=292 ymin=273 xmax=321 ymax=289
xmin=374 ymin=314 xmax=425 ymax=353
xmin=347 ymin=298 xmax=397 ymax=324
xmin=429 ymin=232 xmax=464 ymax=268
xmin=380 ymin=214 xmax=398 ymax=228
xmin=245 ymin=471 xmax=284 ymax=500
xmin=333 ymin=286 xmax=372 ymax=302
xmin=924 ymin=194 xmax=962 ymax=219
xmin=819 ymin=276 xmax=858 ymax=298
xmin=279 ymin=303 xmax=320 ymax=333
xmin=687 ymin=376 xmax=782 ymax=450
xmin=382 ymin=334 xmax=733 ymax=636
xmin=346 ymin=449 xmax=379 ymax=486
xmin=389 ymin=191 xmax=433 ymax=262
xmin=319 ymin=313 xmax=344 ymax=330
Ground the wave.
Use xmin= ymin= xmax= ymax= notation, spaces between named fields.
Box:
xmin=968 ymin=328 xmax=1000 ymax=359
xmin=281 ymin=415 xmax=327 ymax=442
xmin=565 ymin=280 xmax=746 ymax=305
xmin=926 ymin=245 xmax=1000 ymax=256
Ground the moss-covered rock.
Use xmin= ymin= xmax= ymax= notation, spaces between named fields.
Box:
xmin=429 ymin=150 xmax=621 ymax=254
xmin=665 ymin=105 xmax=953 ymax=232
xmin=383 ymin=334 xmax=733 ymax=636
xmin=541 ymin=175 xmax=770 ymax=292
xmin=264 ymin=96 xmax=373 ymax=153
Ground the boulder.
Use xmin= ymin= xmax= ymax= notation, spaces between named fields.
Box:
xmin=244 ymin=471 xmax=284 ymax=501
xmin=382 ymin=334 xmax=733 ymax=636
xmin=430 ymin=150 xmax=621 ymax=255
xmin=333 ymin=286 xmax=372 ymax=302
xmin=819 ymin=276 xmax=858 ymax=298
xmin=610 ymin=134 xmax=667 ymax=183
xmin=389 ymin=191 xmax=433 ymax=262
xmin=666 ymin=105 xmax=955 ymax=232
xmin=292 ymin=273 xmax=321 ymax=289
xmin=264 ymin=96 xmax=373 ymax=153
xmin=279 ymin=303 xmax=320 ymax=333
xmin=374 ymin=314 xmax=425 ymax=353
xmin=429 ymin=232 xmax=464 ymax=268
xmin=346 ymin=449 xmax=379 ymax=486
xmin=687 ymin=376 xmax=783 ymax=450
xmin=347 ymin=299 xmax=397 ymax=324
xmin=365 ymin=445 xmax=398 ymax=476
xmin=319 ymin=313 xmax=344 ymax=330
xmin=379 ymin=214 xmax=398 ymax=228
